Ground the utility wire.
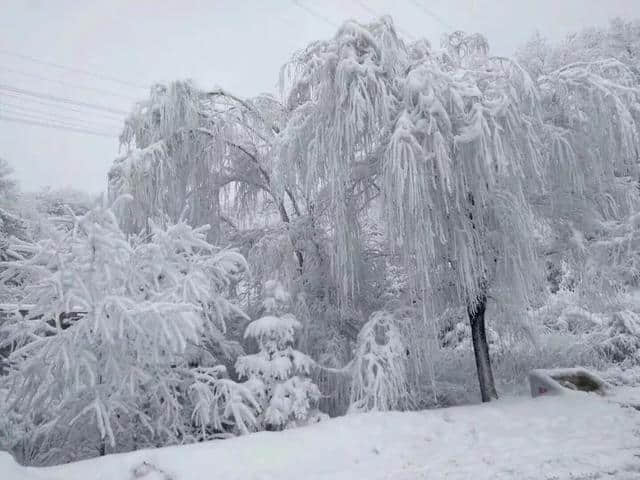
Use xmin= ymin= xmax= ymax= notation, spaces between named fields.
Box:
xmin=291 ymin=0 xmax=340 ymax=29
xmin=0 ymin=101 xmax=122 ymax=129
xmin=0 ymin=49 xmax=149 ymax=90
xmin=0 ymin=114 xmax=119 ymax=138
xmin=0 ymin=84 xmax=129 ymax=116
xmin=0 ymin=90 xmax=125 ymax=120
xmin=353 ymin=0 xmax=416 ymax=40
xmin=0 ymin=66 xmax=140 ymax=102
xmin=406 ymin=0 xmax=454 ymax=31
xmin=0 ymin=110 xmax=120 ymax=137
xmin=0 ymin=108 xmax=119 ymax=134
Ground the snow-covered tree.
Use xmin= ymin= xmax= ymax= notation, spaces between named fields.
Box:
xmin=0 ymin=160 xmax=31 ymax=305
xmin=108 ymin=82 xmax=300 ymax=256
xmin=279 ymin=19 xmax=544 ymax=401
xmin=517 ymin=21 xmax=640 ymax=370
xmin=0 ymin=158 xmax=18 ymax=208
xmin=517 ymin=18 xmax=640 ymax=81
xmin=31 ymin=187 xmax=97 ymax=218
xmin=235 ymin=281 xmax=323 ymax=430
xmin=0 ymin=202 xmax=256 ymax=464
xmin=518 ymin=20 xmax=640 ymax=261
xmin=0 ymin=159 xmax=26 ymax=253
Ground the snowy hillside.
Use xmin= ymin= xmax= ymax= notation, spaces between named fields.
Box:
xmin=3 ymin=393 xmax=640 ymax=480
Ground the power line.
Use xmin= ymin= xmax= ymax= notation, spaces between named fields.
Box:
xmin=0 ymin=66 xmax=140 ymax=102
xmin=0 ymin=101 xmax=122 ymax=129
xmin=0 ymin=108 xmax=119 ymax=134
xmin=291 ymin=0 xmax=340 ymax=29
xmin=0 ymin=84 xmax=129 ymax=116
xmin=292 ymin=1 xmax=417 ymax=41
xmin=0 ymin=114 xmax=119 ymax=138
xmin=0 ymin=102 xmax=120 ymax=130
xmin=353 ymin=0 xmax=416 ymax=41
xmin=406 ymin=0 xmax=454 ymax=31
xmin=0 ymin=108 xmax=121 ymax=136
xmin=0 ymin=99 xmax=122 ymax=126
xmin=0 ymin=48 xmax=149 ymax=91
xmin=0 ymin=90 xmax=125 ymax=120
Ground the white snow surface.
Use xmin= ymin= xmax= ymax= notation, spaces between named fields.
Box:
xmin=2 ymin=393 xmax=640 ymax=480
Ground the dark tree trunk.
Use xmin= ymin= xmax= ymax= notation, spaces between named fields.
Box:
xmin=467 ymin=294 xmax=498 ymax=402
xmin=276 ymin=200 xmax=304 ymax=273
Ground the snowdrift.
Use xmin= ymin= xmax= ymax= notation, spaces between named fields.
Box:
xmin=2 ymin=394 xmax=640 ymax=480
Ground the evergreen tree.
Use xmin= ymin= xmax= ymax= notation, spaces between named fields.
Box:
xmin=235 ymin=281 xmax=324 ymax=430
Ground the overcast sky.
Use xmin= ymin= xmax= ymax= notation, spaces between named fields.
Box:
xmin=2 ymin=0 xmax=640 ymax=194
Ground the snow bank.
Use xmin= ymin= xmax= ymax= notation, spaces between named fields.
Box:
xmin=3 ymin=394 xmax=640 ymax=480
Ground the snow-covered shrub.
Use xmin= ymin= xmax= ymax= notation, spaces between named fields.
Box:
xmin=534 ymin=289 xmax=604 ymax=335
xmin=235 ymin=281 xmax=323 ymax=430
xmin=188 ymin=371 xmax=258 ymax=438
xmin=556 ymin=306 xmax=603 ymax=334
xmin=592 ymin=310 xmax=640 ymax=365
xmin=349 ymin=311 xmax=409 ymax=412
xmin=0 ymin=203 xmax=255 ymax=464
xmin=601 ymin=364 xmax=640 ymax=387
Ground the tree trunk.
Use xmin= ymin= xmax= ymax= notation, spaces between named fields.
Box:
xmin=467 ymin=294 xmax=498 ymax=402
xmin=276 ymin=199 xmax=304 ymax=273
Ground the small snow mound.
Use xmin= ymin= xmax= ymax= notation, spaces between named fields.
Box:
xmin=131 ymin=461 xmax=173 ymax=480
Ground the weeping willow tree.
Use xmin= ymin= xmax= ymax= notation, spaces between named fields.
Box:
xmin=107 ymin=78 xmax=346 ymax=324
xmin=279 ymin=18 xmax=546 ymax=402
xmin=108 ymin=82 xmax=302 ymax=265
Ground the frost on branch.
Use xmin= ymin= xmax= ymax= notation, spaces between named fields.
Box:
xmin=235 ymin=281 xmax=324 ymax=430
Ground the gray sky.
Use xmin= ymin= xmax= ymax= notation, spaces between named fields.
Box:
xmin=2 ymin=0 xmax=640 ymax=194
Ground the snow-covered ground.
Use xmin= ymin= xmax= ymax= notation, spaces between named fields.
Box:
xmin=2 ymin=393 xmax=640 ymax=480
